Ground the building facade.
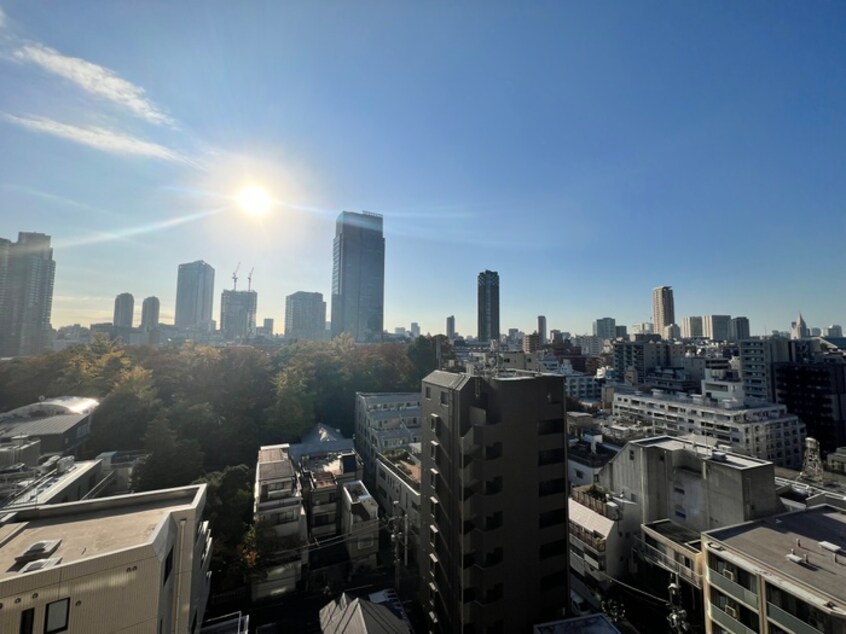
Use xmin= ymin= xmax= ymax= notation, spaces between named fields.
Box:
xmin=420 ymin=371 xmax=570 ymax=632
xmin=113 ymin=293 xmax=134 ymax=329
xmin=330 ymin=211 xmax=385 ymax=343
xmin=682 ymin=316 xmax=704 ymax=339
xmin=593 ymin=318 xmax=616 ymax=340
xmin=652 ymin=286 xmax=675 ymax=334
xmin=739 ymin=337 xmax=790 ymax=402
xmin=0 ymin=232 xmax=55 ymax=357
xmin=285 ymin=291 xmax=326 ymax=340
xmin=220 ymin=290 xmax=257 ymax=341
xmin=704 ymin=315 xmax=732 ymax=342
xmin=446 ymin=315 xmax=455 ymax=341
xmin=141 ymin=296 xmax=160 ymax=330
xmin=729 ymin=316 xmax=750 ymax=341
xmin=354 ymin=392 xmax=422 ymax=482
xmin=175 ymin=260 xmax=215 ymax=332
xmin=477 ymin=270 xmax=500 ymax=343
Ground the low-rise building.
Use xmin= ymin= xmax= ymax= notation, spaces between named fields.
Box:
xmin=354 ymin=392 xmax=421 ymax=483
xmin=0 ymin=485 xmax=211 ymax=633
xmin=298 ymin=450 xmax=362 ymax=541
xmin=375 ymin=446 xmax=421 ymax=557
xmin=340 ymin=480 xmax=379 ymax=571
xmin=703 ymin=505 xmax=846 ymax=633
xmin=0 ymin=397 xmax=98 ymax=455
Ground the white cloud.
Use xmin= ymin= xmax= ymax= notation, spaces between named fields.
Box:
xmin=2 ymin=113 xmax=195 ymax=164
xmin=13 ymin=43 xmax=175 ymax=126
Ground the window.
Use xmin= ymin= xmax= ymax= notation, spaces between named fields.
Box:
xmin=19 ymin=608 xmax=34 ymax=634
xmin=539 ymin=539 xmax=568 ymax=559
xmin=163 ymin=546 xmax=174 ymax=586
xmin=440 ymin=391 xmax=448 ymax=405
xmin=425 ymin=387 xmax=431 ymax=399
xmin=44 ymin=598 xmax=69 ymax=634
xmin=575 ymin=469 xmax=585 ymax=479
xmin=538 ymin=448 xmax=565 ymax=466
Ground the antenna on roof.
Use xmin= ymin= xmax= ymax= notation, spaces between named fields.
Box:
xmin=232 ymin=262 xmax=240 ymax=291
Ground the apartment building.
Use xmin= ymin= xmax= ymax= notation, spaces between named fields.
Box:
xmin=354 ymin=392 xmax=422 ymax=482
xmin=612 ymin=340 xmax=685 ymax=385
xmin=702 ymin=505 xmax=846 ymax=634
xmin=0 ymin=485 xmax=211 ymax=633
xmin=340 ymin=481 xmax=379 ymax=571
xmin=0 ymin=397 xmax=98 ymax=455
xmin=738 ymin=337 xmax=790 ymax=402
xmin=375 ymin=446 xmax=422 ymax=557
xmin=420 ymin=371 xmax=570 ymax=633
xmin=612 ymin=387 xmax=805 ymax=468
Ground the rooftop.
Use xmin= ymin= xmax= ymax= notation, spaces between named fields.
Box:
xmin=257 ymin=444 xmax=295 ymax=482
xmin=534 ymin=614 xmax=621 ymax=634
xmin=706 ymin=505 xmax=846 ymax=606
xmin=643 ymin=519 xmax=701 ymax=553
xmin=629 ymin=435 xmax=770 ymax=469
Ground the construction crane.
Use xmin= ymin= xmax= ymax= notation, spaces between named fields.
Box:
xmin=232 ymin=262 xmax=240 ymax=291
xmin=247 ymin=267 xmax=254 ymax=292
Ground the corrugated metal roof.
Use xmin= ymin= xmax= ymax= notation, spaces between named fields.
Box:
xmin=568 ymin=498 xmax=614 ymax=538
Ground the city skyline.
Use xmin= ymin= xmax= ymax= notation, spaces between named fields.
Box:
xmin=1 ymin=3 xmax=845 ymax=335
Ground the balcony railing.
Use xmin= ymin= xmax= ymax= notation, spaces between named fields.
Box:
xmin=766 ymin=602 xmax=824 ymax=634
xmin=708 ymin=569 xmax=758 ymax=609
xmin=710 ymin=605 xmax=757 ymax=634
xmin=634 ymin=537 xmax=700 ymax=588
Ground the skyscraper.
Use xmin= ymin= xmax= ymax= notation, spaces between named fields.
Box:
xmin=537 ymin=315 xmax=547 ymax=345
xmin=330 ymin=211 xmax=385 ymax=342
xmin=730 ymin=316 xmax=751 ymax=341
xmin=113 ymin=293 xmax=135 ymax=328
xmin=477 ymin=270 xmax=500 ymax=342
xmin=175 ymin=260 xmax=215 ymax=332
xmin=446 ymin=315 xmax=455 ymax=341
xmin=420 ymin=371 xmax=569 ymax=631
xmin=652 ymin=286 xmax=675 ymax=334
xmin=285 ymin=291 xmax=327 ymax=340
xmin=0 ymin=232 xmax=56 ymax=356
xmin=593 ymin=317 xmax=616 ymax=340
xmin=140 ymin=296 xmax=160 ymax=330
xmin=220 ymin=290 xmax=257 ymax=341
xmin=682 ymin=316 xmax=704 ymax=339
xmin=704 ymin=315 xmax=732 ymax=341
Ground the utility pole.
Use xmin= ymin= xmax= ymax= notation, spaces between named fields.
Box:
xmin=392 ymin=501 xmax=403 ymax=591
xmin=667 ymin=577 xmax=690 ymax=633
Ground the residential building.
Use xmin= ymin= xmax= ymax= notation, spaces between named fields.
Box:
xmin=446 ymin=315 xmax=455 ymax=341
xmin=319 ymin=592 xmax=410 ymax=634
xmin=220 ymin=289 xmax=257 ymax=341
xmin=330 ymin=211 xmax=385 ymax=342
xmin=662 ymin=323 xmax=681 ymax=340
xmin=252 ymin=444 xmax=308 ymax=599
xmin=0 ymin=232 xmax=56 ymax=356
xmin=285 ymin=291 xmax=327 ymax=340
xmin=652 ymin=286 xmax=675 ymax=334
xmin=411 ymin=322 xmax=421 ymax=338
xmin=614 ymin=325 xmax=628 ymax=338
xmin=297 ymin=448 xmax=362 ymax=543
xmin=354 ymin=392 xmax=421 ymax=482
xmin=611 ymin=339 xmax=685 ymax=385
xmin=538 ymin=315 xmax=547 ymax=345
xmin=0 ymin=396 xmax=98 ymax=455
xmin=257 ymin=317 xmax=274 ymax=337
xmin=729 ymin=316 xmax=750 ymax=341
xmin=477 ymin=270 xmax=500 ymax=343
xmin=593 ymin=318 xmax=616 ymax=340
xmin=420 ymin=371 xmax=570 ymax=632
xmin=340 ymin=480 xmax=379 ymax=570
xmin=523 ymin=332 xmax=541 ymax=353
xmin=140 ymin=296 xmax=160 ymax=330
xmin=739 ymin=337 xmax=790 ymax=402
xmin=824 ymin=325 xmax=844 ymax=338
xmin=175 ymin=260 xmax=215 ymax=332
xmin=775 ymin=361 xmax=846 ymax=451
xmin=0 ymin=485 xmax=211 ymax=634
xmin=563 ymin=371 xmax=601 ymax=403
xmin=702 ymin=505 xmax=846 ymax=634
xmin=567 ymin=430 xmax=617 ymax=486
xmin=682 ymin=316 xmax=704 ymax=339
xmin=612 ymin=387 xmax=805 ymax=468
xmin=704 ymin=315 xmax=732 ymax=342
xmin=375 ymin=446 xmax=421 ymax=557
xmin=113 ymin=292 xmax=134 ymax=329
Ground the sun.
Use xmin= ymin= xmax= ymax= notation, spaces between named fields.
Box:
xmin=236 ymin=186 xmax=273 ymax=217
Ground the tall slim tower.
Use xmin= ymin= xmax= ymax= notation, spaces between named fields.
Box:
xmin=175 ymin=261 xmax=215 ymax=331
xmin=446 ymin=315 xmax=455 ymax=341
xmin=113 ymin=293 xmax=135 ymax=328
xmin=537 ymin=315 xmax=547 ymax=345
xmin=652 ymin=286 xmax=675 ymax=334
xmin=330 ymin=211 xmax=385 ymax=343
xmin=0 ymin=232 xmax=56 ymax=356
xmin=285 ymin=291 xmax=327 ymax=340
xmin=420 ymin=371 xmax=569 ymax=631
xmin=141 ymin=296 xmax=160 ymax=330
xmin=477 ymin=270 xmax=500 ymax=342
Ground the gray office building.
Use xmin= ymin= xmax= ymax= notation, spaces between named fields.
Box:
xmin=0 ymin=232 xmax=55 ymax=356
xmin=175 ymin=260 xmax=215 ymax=332
xmin=730 ymin=316 xmax=751 ymax=341
xmin=285 ymin=291 xmax=327 ymax=341
xmin=420 ymin=371 xmax=569 ymax=632
xmin=113 ymin=293 xmax=134 ymax=329
xmin=330 ymin=211 xmax=385 ymax=343
xmin=140 ymin=296 xmax=160 ymax=330
xmin=220 ymin=290 xmax=257 ymax=341
xmin=446 ymin=315 xmax=455 ymax=341
xmin=477 ymin=270 xmax=500 ymax=343
xmin=593 ymin=317 xmax=616 ymax=340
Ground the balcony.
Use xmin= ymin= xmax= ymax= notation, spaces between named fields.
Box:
xmin=462 ymin=455 xmax=503 ymax=485
xmin=633 ymin=537 xmax=700 ymax=588
xmin=460 ymin=420 xmax=503 ymax=454
xmin=766 ymin=602 xmax=824 ymax=634
xmin=708 ymin=570 xmax=758 ymax=609
xmin=462 ymin=525 xmax=504 ymax=554
xmin=460 ymin=489 xmax=503 ymax=519
xmin=710 ymin=605 xmax=757 ymax=634
xmin=461 ymin=560 xmax=504 ymax=588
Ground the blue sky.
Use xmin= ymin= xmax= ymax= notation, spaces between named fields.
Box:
xmin=1 ymin=2 xmax=844 ymax=336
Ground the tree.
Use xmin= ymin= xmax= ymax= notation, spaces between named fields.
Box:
xmin=135 ymin=415 xmax=204 ymax=491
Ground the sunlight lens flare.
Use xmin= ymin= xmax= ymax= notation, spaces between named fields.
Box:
xmin=236 ymin=186 xmax=273 ymax=217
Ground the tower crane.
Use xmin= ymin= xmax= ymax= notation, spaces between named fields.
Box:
xmin=247 ymin=267 xmax=254 ymax=292
xmin=232 ymin=262 xmax=240 ymax=291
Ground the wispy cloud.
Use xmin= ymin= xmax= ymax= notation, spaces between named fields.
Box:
xmin=13 ymin=43 xmax=175 ymax=126
xmin=1 ymin=113 xmax=196 ymax=164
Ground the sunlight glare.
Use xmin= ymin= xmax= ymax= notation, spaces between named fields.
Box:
xmin=236 ymin=186 xmax=273 ymax=218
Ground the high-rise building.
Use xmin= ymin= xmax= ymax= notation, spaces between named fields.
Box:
xmin=730 ymin=316 xmax=751 ymax=341
xmin=477 ymin=270 xmax=500 ymax=342
xmin=537 ymin=315 xmax=547 ymax=345
xmin=790 ymin=312 xmax=810 ymax=340
xmin=420 ymin=371 xmax=569 ymax=632
xmin=739 ymin=337 xmax=791 ymax=402
xmin=682 ymin=316 xmax=703 ymax=339
xmin=220 ymin=290 xmax=257 ymax=341
xmin=614 ymin=325 xmax=628 ymax=338
xmin=446 ymin=315 xmax=455 ymax=341
xmin=175 ymin=261 xmax=215 ymax=332
xmin=113 ymin=293 xmax=134 ymax=329
xmin=652 ymin=286 xmax=675 ymax=334
xmin=411 ymin=322 xmax=421 ymax=338
xmin=140 ymin=296 xmax=160 ymax=330
xmin=263 ymin=318 xmax=274 ymax=334
xmin=285 ymin=291 xmax=327 ymax=341
xmin=330 ymin=211 xmax=385 ymax=343
xmin=824 ymin=325 xmax=844 ymax=338
xmin=703 ymin=314 xmax=732 ymax=341
xmin=0 ymin=232 xmax=56 ymax=357
xmin=593 ymin=317 xmax=616 ymax=340
xmin=775 ymin=360 xmax=846 ymax=452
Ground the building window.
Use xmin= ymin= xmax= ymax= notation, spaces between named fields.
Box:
xmin=575 ymin=469 xmax=585 ymax=479
xmin=163 ymin=546 xmax=174 ymax=586
xmin=425 ymin=387 xmax=431 ymax=399
xmin=19 ymin=608 xmax=34 ymax=634
xmin=44 ymin=598 xmax=70 ymax=634
xmin=440 ymin=391 xmax=448 ymax=405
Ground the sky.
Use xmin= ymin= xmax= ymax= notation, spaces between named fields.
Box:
xmin=0 ymin=1 xmax=844 ymax=337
